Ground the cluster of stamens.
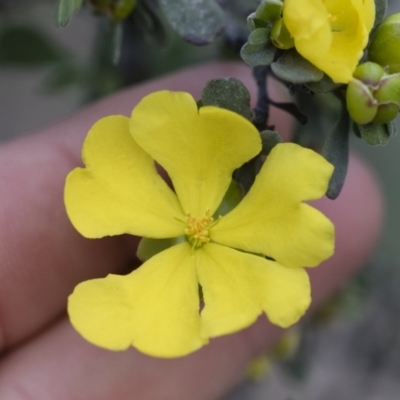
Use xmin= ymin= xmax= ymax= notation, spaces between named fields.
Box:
xmin=184 ymin=209 xmax=214 ymax=248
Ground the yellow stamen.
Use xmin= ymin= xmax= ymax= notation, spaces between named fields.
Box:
xmin=184 ymin=209 xmax=214 ymax=248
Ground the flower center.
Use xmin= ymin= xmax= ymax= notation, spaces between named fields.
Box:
xmin=184 ymin=209 xmax=214 ymax=249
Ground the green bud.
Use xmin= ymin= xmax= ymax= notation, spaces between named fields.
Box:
xmin=374 ymin=73 xmax=400 ymax=104
xmin=346 ymin=79 xmax=378 ymax=125
xmin=89 ymin=0 xmax=136 ymax=20
xmin=369 ymin=13 xmax=400 ymax=73
xmin=270 ymin=19 xmax=294 ymax=50
xmin=353 ymin=62 xmax=386 ymax=89
xmin=89 ymin=0 xmax=111 ymax=12
xmin=110 ymin=0 xmax=136 ymax=20
xmin=372 ymin=102 xmax=399 ymax=124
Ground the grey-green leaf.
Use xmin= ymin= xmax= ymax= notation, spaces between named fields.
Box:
xmin=356 ymin=120 xmax=397 ymax=146
xmin=305 ymin=74 xmax=341 ymax=93
xmin=248 ymin=28 xmax=269 ymax=45
xmin=74 ymin=0 xmax=83 ymax=12
xmin=56 ymin=0 xmax=75 ymax=27
xmin=158 ymin=0 xmax=225 ymax=45
xmin=260 ymin=130 xmax=283 ymax=155
xmin=240 ymin=40 xmax=276 ymax=67
xmin=373 ymin=0 xmax=388 ymax=30
xmin=137 ymin=237 xmax=184 ymax=262
xmin=271 ymin=49 xmax=324 ymax=84
xmin=202 ymin=77 xmax=252 ymax=119
xmin=0 ymin=25 xmax=66 ymax=65
xmin=322 ymin=98 xmax=351 ymax=199
xmin=214 ymin=180 xmax=243 ymax=217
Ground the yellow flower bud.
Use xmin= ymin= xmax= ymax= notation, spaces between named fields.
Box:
xmin=369 ymin=13 xmax=400 ymax=73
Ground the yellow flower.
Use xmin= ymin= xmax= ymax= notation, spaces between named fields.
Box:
xmin=65 ymin=91 xmax=334 ymax=358
xmin=283 ymin=0 xmax=375 ymax=83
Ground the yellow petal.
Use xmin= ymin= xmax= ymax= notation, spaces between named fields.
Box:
xmin=260 ymin=260 xmax=311 ymax=328
xmin=65 ymin=115 xmax=184 ymax=239
xmin=68 ymin=243 xmax=206 ymax=358
xmin=212 ymin=143 xmax=334 ymax=268
xmin=284 ymin=0 xmax=375 ymax=83
xmin=196 ymin=243 xmax=263 ymax=337
xmin=129 ymin=91 xmax=261 ymax=215
xmin=197 ymin=244 xmax=310 ymax=336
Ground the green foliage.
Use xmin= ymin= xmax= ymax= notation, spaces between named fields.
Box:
xmin=0 ymin=25 xmax=66 ymax=65
xmin=158 ymin=0 xmax=225 ymax=45
xmin=201 ymin=77 xmax=252 ymax=119
xmin=134 ymin=1 xmax=168 ymax=47
xmin=260 ymin=130 xmax=283 ymax=155
xmin=214 ymin=180 xmax=243 ymax=217
xmin=137 ymin=237 xmax=183 ymax=262
xmin=322 ymin=98 xmax=351 ymax=199
xmin=372 ymin=0 xmax=388 ymax=31
xmin=240 ymin=1 xmax=283 ymax=67
xmin=271 ymin=49 xmax=324 ymax=84
xmin=305 ymin=75 xmax=341 ymax=93
xmin=56 ymin=0 xmax=82 ymax=27
xmin=355 ymin=120 xmax=397 ymax=146
xmin=240 ymin=39 xmax=276 ymax=67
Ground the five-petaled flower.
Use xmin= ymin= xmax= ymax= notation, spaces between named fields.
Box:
xmin=283 ymin=0 xmax=375 ymax=83
xmin=65 ymin=91 xmax=335 ymax=358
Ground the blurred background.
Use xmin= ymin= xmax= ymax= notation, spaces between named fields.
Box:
xmin=1 ymin=1 xmax=400 ymax=399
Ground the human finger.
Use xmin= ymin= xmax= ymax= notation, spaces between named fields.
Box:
xmin=0 ymin=151 xmax=383 ymax=400
xmin=0 ymin=62 xmax=290 ymax=352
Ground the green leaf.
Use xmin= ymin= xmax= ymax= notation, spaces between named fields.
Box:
xmin=134 ymin=0 xmax=168 ymax=47
xmin=254 ymin=0 xmax=283 ymax=24
xmin=137 ymin=237 xmax=184 ymax=262
xmin=56 ymin=0 xmax=75 ymax=27
xmin=201 ymin=77 xmax=252 ymax=119
xmin=305 ymin=74 xmax=342 ymax=93
xmin=373 ymin=0 xmax=388 ymax=30
xmin=42 ymin=62 xmax=84 ymax=92
xmin=158 ymin=0 xmax=225 ymax=45
xmin=112 ymin=23 xmax=123 ymax=64
xmin=260 ymin=130 xmax=283 ymax=155
xmin=240 ymin=40 xmax=276 ymax=67
xmin=234 ymin=156 xmax=263 ymax=194
xmin=322 ymin=98 xmax=351 ymax=199
xmin=248 ymin=28 xmax=269 ymax=45
xmin=214 ymin=180 xmax=243 ymax=217
xmin=356 ymin=120 xmax=397 ymax=146
xmin=74 ymin=0 xmax=83 ymax=12
xmin=0 ymin=26 xmax=66 ymax=65
xmin=247 ymin=13 xmax=269 ymax=30
xmin=271 ymin=49 xmax=324 ymax=84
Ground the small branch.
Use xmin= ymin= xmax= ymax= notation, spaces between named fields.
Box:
xmin=252 ymin=66 xmax=270 ymax=131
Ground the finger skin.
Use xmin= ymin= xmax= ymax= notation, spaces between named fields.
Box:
xmin=0 ymin=62 xmax=290 ymax=352
xmin=0 ymin=150 xmax=383 ymax=400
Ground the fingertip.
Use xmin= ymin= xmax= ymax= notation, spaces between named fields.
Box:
xmin=309 ymin=152 xmax=384 ymax=304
